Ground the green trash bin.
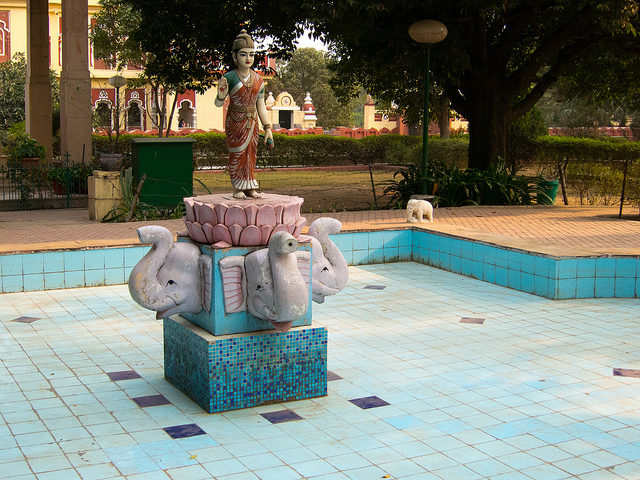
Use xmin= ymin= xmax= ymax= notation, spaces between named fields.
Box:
xmin=536 ymin=177 xmax=559 ymax=205
xmin=130 ymin=138 xmax=195 ymax=208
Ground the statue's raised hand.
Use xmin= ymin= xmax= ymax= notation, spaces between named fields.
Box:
xmin=217 ymin=76 xmax=228 ymax=100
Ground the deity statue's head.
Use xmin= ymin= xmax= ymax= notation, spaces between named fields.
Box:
xmin=232 ymin=29 xmax=255 ymax=69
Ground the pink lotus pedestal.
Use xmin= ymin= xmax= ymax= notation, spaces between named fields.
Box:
xmin=183 ymin=193 xmax=306 ymax=247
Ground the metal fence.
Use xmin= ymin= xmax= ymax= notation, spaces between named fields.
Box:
xmin=0 ymin=160 xmax=89 ymax=211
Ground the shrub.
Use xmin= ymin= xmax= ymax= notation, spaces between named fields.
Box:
xmin=92 ymin=132 xmax=469 ymax=170
xmin=507 ymin=107 xmax=547 ymax=173
xmin=47 ymin=162 xmax=95 ymax=194
xmin=3 ymin=128 xmax=46 ymax=161
xmin=383 ymin=158 xmax=535 ymax=209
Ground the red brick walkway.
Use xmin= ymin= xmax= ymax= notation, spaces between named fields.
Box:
xmin=1 ymin=205 xmax=638 ymax=256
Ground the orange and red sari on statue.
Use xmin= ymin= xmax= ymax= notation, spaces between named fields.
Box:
xmin=224 ymin=70 xmax=264 ymax=191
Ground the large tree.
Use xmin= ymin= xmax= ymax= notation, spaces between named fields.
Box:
xmin=309 ymin=1 xmax=639 ymax=169
xmin=118 ymin=0 xmax=638 ymax=169
xmin=120 ymin=0 xmax=304 ymax=90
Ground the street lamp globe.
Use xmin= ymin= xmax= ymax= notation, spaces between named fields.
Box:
xmin=409 ymin=19 xmax=447 ymax=44
xmin=108 ymin=75 xmax=127 ymax=89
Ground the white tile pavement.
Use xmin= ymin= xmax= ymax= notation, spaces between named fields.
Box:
xmin=1 ymin=262 xmax=639 ymax=479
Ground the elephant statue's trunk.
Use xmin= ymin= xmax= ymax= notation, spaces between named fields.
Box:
xmin=128 ymin=226 xmax=181 ymax=315
xmin=308 ymin=218 xmax=349 ymax=302
xmin=269 ymin=232 xmax=309 ymax=329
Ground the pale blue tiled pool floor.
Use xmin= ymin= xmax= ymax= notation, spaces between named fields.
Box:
xmin=1 ymin=262 xmax=640 ymax=479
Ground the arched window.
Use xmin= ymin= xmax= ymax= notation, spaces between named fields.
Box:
xmin=178 ymin=100 xmax=195 ymax=128
xmin=127 ymin=102 xmax=142 ymax=129
xmin=95 ymin=102 xmax=112 ymax=129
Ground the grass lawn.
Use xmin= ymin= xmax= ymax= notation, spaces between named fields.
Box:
xmin=193 ymin=167 xmax=398 ymax=213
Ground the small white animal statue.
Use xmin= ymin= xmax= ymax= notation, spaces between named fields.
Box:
xmin=406 ymin=199 xmax=434 ymax=223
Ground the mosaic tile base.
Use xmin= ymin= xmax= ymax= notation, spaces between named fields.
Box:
xmin=164 ymin=316 xmax=327 ymax=413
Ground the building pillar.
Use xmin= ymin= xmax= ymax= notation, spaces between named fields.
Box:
xmin=60 ymin=0 xmax=91 ymax=164
xmin=25 ymin=0 xmax=53 ymax=161
xmin=363 ymin=95 xmax=375 ymax=130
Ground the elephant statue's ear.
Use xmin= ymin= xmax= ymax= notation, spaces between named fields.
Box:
xmin=199 ymin=256 xmax=213 ymax=313
xmin=295 ymin=251 xmax=311 ymax=289
xmin=218 ymin=256 xmax=247 ymax=314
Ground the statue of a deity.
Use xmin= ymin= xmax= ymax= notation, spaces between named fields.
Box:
xmin=215 ymin=30 xmax=274 ymax=199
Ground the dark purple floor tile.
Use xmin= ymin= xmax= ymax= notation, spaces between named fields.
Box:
xmin=349 ymin=395 xmax=390 ymax=409
xmin=364 ymin=285 xmax=386 ymax=290
xmin=12 ymin=316 xmax=40 ymax=323
xmin=327 ymin=371 xmax=343 ymax=381
xmin=613 ymin=368 xmax=640 ymax=378
xmin=133 ymin=394 xmax=171 ymax=408
xmin=163 ymin=423 xmax=206 ymax=439
xmin=106 ymin=370 xmax=142 ymax=381
xmin=261 ymin=409 xmax=303 ymax=424
xmin=460 ymin=317 xmax=485 ymax=324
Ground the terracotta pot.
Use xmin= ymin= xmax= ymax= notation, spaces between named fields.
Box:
xmin=52 ymin=180 xmax=68 ymax=195
xmin=20 ymin=157 xmax=41 ymax=169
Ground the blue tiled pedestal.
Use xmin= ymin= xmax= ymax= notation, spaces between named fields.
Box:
xmin=164 ymin=315 xmax=327 ymax=413
xmin=178 ymin=237 xmax=313 ymax=335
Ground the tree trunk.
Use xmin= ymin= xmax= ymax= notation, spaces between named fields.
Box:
xmin=467 ymin=80 xmax=507 ymax=170
xmin=158 ymin=90 xmax=167 ymax=138
xmin=165 ymin=95 xmax=178 ymax=137
xmin=437 ymin=95 xmax=450 ymax=139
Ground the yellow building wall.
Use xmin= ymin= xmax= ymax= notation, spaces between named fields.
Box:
xmin=197 ymin=88 xmax=224 ymax=131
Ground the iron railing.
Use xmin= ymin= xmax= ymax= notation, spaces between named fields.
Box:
xmin=0 ymin=159 xmax=90 ymax=211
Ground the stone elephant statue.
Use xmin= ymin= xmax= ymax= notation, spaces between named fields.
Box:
xmin=303 ymin=217 xmax=349 ymax=304
xmin=128 ymin=226 xmax=212 ymax=320
xmin=128 ymin=218 xmax=349 ymax=332
xmin=219 ymin=231 xmax=310 ymax=332
xmin=218 ymin=217 xmax=349 ymax=329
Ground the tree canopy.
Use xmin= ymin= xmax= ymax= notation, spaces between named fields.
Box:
xmin=306 ymin=0 xmax=639 ymax=168
xmin=537 ymin=41 xmax=640 ymax=129
xmin=119 ymin=0 xmax=304 ymax=91
xmin=117 ymin=0 xmax=639 ymax=169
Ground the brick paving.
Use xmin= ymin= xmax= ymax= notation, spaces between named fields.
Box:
xmin=1 ymin=204 xmax=639 ymax=256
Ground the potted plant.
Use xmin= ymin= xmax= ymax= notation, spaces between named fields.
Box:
xmin=47 ymin=163 xmax=71 ymax=195
xmin=47 ymin=162 xmax=94 ymax=195
xmin=8 ymin=132 xmax=46 ymax=167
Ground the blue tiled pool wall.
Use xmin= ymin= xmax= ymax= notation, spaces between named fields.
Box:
xmin=1 ymin=229 xmax=638 ymax=299
xmin=331 ymin=229 xmax=640 ymax=300
xmin=164 ymin=317 xmax=328 ymax=413
xmin=0 ymin=246 xmax=149 ymax=294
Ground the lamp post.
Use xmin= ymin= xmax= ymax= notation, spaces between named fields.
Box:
xmin=409 ymin=19 xmax=447 ymax=194
xmin=108 ymin=74 xmax=127 ymax=146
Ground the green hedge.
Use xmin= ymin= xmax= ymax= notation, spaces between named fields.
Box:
xmin=92 ymin=132 xmax=640 ymax=171
xmin=528 ymin=136 xmax=640 ymax=164
xmin=92 ymin=132 xmax=469 ymax=169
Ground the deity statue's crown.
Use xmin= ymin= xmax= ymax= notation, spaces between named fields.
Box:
xmin=233 ymin=29 xmax=255 ymax=51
